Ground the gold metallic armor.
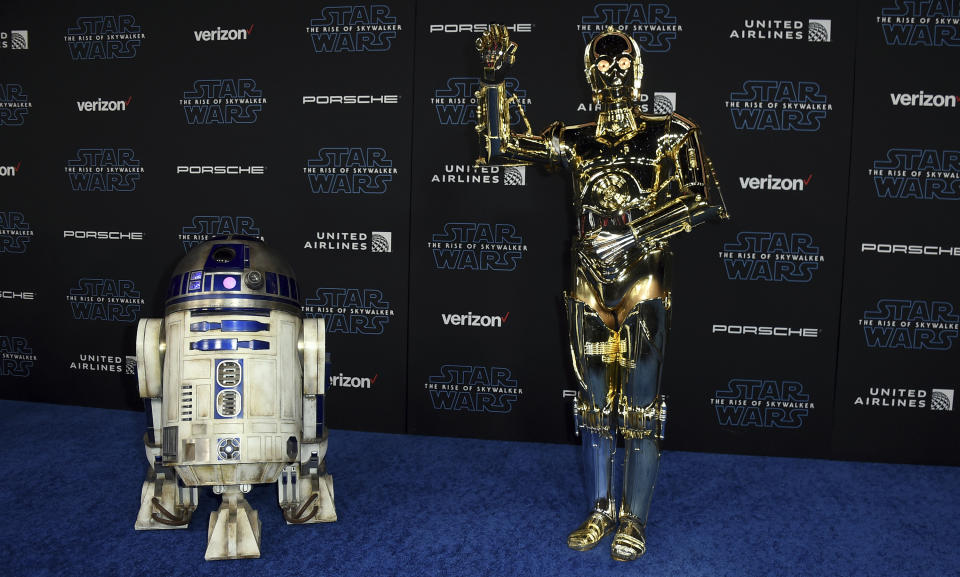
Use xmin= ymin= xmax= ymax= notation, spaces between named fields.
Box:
xmin=474 ymin=25 xmax=727 ymax=561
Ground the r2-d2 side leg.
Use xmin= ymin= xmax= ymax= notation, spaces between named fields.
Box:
xmin=611 ymin=298 xmax=669 ymax=562
xmin=134 ymin=319 xmax=198 ymax=530
xmin=566 ymin=297 xmax=618 ymax=551
xmin=278 ymin=317 xmax=336 ymax=524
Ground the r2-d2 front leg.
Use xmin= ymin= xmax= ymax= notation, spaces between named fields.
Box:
xmin=134 ymin=318 xmax=198 ymax=530
xmin=278 ymin=317 xmax=336 ymax=524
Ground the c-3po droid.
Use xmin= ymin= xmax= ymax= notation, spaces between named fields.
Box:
xmin=474 ymin=26 xmax=727 ymax=561
xmin=134 ymin=235 xmax=336 ymax=560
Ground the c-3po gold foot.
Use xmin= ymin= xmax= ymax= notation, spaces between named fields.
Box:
xmin=567 ymin=511 xmax=616 ymax=551
xmin=610 ymin=517 xmax=647 ymax=561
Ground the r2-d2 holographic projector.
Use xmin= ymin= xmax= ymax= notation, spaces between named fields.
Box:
xmin=134 ymin=236 xmax=335 ymax=560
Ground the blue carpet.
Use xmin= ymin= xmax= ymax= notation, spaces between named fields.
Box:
xmin=0 ymin=400 xmax=957 ymax=576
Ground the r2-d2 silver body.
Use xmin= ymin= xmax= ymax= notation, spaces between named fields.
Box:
xmin=134 ymin=235 xmax=335 ymax=560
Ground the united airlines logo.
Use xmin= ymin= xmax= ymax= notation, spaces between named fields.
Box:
xmin=726 ymin=80 xmax=831 ymax=132
xmin=430 ymin=164 xmax=526 ymax=186
xmin=304 ymin=231 xmax=392 ymax=252
xmin=0 ymin=211 xmax=33 ymax=254
xmin=307 ymin=5 xmax=401 ymax=52
xmin=1 ymin=30 xmax=29 ymax=50
xmin=302 ymin=288 xmax=395 ymax=335
xmin=66 ymin=278 xmax=144 ymax=323
xmin=0 ymin=83 xmax=31 ymax=126
xmin=64 ymin=15 xmax=144 ymax=60
xmin=433 ymin=77 xmax=530 ymax=126
xmin=878 ymin=0 xmax=960 ymax=46
xmin=69 ymin=353 xmax=129 ymax=374
xmin=428 ymin=222 xmax=527 ymax=271
xmin=720 ymin=232 xmax=823 ymax=282
xmin=65 ymin=147 xmax=143 ymax=192
xmin=711 ymin=379 xmax=813 ymax=428
xmin=179 ymin=216 xmax=262 ymax=251
xmin=861 ymin=299 xmax=959 ymax=350
xmin=304 ymin=147 xmax=396 ymax=194
xmin=181 ymin=79 xmax=265 ymax=125
xmin=0 ymin=336 xmax=36 ymax=378
xmin=728 ymin=19 xmax=831 ymax=42
xmin=578 ymin=3 xmax=682 ymax=53
xmin=870 ymin=148 xmax=960 ymax=200
xmin=426 ymin=364 xmax=523 ymax=413
xmin=854 ymin=386 xmax=955 ymax=410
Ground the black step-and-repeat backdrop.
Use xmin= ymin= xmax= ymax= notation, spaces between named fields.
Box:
xmin=1 ymin=1 xmax=957 ymax=464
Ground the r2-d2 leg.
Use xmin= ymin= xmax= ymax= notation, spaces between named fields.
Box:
xmin=611 ymin=298 xmax=669 ymax=562
xmin=134 ymin=399 xmax=198 ymax=529
xmin=566 ymin=297 xmax=618 ymax=550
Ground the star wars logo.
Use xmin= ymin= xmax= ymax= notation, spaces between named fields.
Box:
xmin=304 ymin=231 xmax=392 ymax=252
xmin=428 ymin=223 xmax=527 ymax=271
xmin=76 ymin=97 xmax=131 ymax=112
xmin=302 ymin=288 xmax=394 ymax=335
xmin=578 ymin=3 xmax=681 ymax=52
xmin=0 ymin=161 xmax=21 ymax=177
xmin=1 ymin=30 xmax=29 ymax=50
xmin=728 ymin=19 xmax=831 ymax=42
xmin=308 ymin=5 xmax=400 ymax=52
xmin=64 ymin=148 xmax=142 ymax=192
xmin=0 ymin=83 xmax=31 ymax=126
xmin=726 ymin=80 xmax=831 ymax=132
xmin=64 ymin=15 xmax=144 ymax=60
xmin=0 ymin=336 xmax=35 ymax=378
xmin=712 ymin=379 xmax=813 ymax=428
xmin=720 ymin=232 xmax=823 ymax=282
xmin=426 ymin=364 xmax=523 ymax=413
xmin=181 ymin=79 xmax=265 ymax=125
xmin=0 ymin=211 xmax=33 ymax=254
xmin=433 ymin=77 xmax=530 ymax=126
xmin=853 ymin=386 xmax=957 ymax=410
xmin=304 ymin=147 xmax=395 ymax=194
xmin=870 ymin=148 xmax=960 ymax=200
xmin=739 ymin=173 xmax=812 ymax=191
xmin=179 ymin=216 xmax=262 ymax=251
xmin=878 ymin=0 xmax=960 ymax=46
xmin=66 ymin=278 xmax=144 ymax=323
xmin=430 ymin=164 xmax=526 ymax=186
xmin=329 ymin=372 xmax=378 ymax=389
xmin=861 ymin=299 xmax=959 ymax=350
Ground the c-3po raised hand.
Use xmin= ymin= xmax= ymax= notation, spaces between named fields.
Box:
xmin=474 ymin=24 xmax=727 ymax=561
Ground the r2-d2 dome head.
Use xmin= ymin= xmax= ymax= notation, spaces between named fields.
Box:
xmin=164 ymin=235 xmax=301 ymax=316
xmin=584 ymin=27 xmax=644 ymax=104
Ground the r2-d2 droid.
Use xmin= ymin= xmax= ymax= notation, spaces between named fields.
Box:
xmin=134 ymin=235 xmax=336 ymax=560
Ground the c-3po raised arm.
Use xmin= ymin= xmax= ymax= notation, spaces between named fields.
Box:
xmin=474 ymin=25 xmax=727 ymax=561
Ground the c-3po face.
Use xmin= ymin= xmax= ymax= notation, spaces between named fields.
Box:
xmin=584 ymin=29 xmax=643 ymax=102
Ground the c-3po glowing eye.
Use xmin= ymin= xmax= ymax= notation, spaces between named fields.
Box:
xmin=596 ymin=60 xmax=611 ymax=73
xmin=617 ymin=57 xmax=631 ymax=70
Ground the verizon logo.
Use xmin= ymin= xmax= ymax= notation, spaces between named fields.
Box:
xmin=0 ymin=162 xmax=21 ymax=177
xmin=76 ymin=97 xmax=131 ymax=112
xmin=739 ymin=173 xmax=812 ymax=191
xmin=194 ymin=25 xmax=254 ymax=41
xmin=441 ymin=312 xmax=509 ymax=327
xmin=890 ymin=91 xmax=957 ymax=108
